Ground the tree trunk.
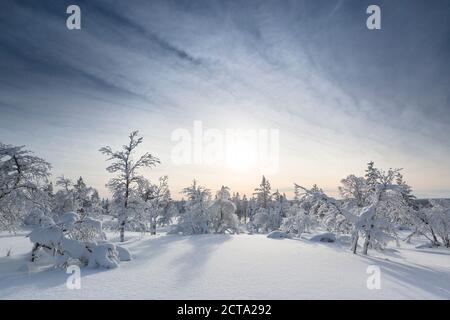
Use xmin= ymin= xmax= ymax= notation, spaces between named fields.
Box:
xmin=441 ymin=235 xmax=450 ymax=248
xmin=351 ymin=233 xmax=359 ymax=254
xmin=31 ymin=243 xmax=40 ymax=262
xmin=120 ymin=178 xmax=129 ymax=243
xmin=218 ymin=207 xmax=224 ymax=233
xmin=151 ymin=216 xmax=156 ymax=235
xmin=119 ymin=219 xmax=125 ymax=242
xmin=363 ymin=234 xmax=370 ymax=255
xmin=429 ymin=226 xmax=439 ymax=246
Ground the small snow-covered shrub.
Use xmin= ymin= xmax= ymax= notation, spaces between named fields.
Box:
xmin=61 ymin=238 xmax=90 ymax=260
xmin=310 ymin=232 xmax=336 ymax=243
xmin=29 ymin=212 xmax=130 ymax=268
xmin=415 ymin=243 xmax=435 ymax=249
xmin=68 ymin=216 xmax=106 ymax=242
xmin=281 ymin=205 xmax=313 ymax=237
xmin=267 ymin=230 xmax=289 ymax=239
xmin=253 ymin=207 xmax=282 ymax=233
xmin=116 ymin=245 xmax=132 ymax=261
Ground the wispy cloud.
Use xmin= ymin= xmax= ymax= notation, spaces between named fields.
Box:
xmin=0 ymin=0 xmax=449 ymax=197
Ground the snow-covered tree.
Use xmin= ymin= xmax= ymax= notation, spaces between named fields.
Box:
xmin=254 ymin=176 xmax=272 ymax=209
xmin=281 ymin=204 xmax=312 ymax=237
xmin=208 ymin=186 xmax=239 ymax=233
xmin=292 ymin=164 xmax=407 ymax=256
xmin=407 ymin=199 xmax=450 ymax=247
xmin=158 ymin=197 xmax=179 ymax=227
xmin=100 ymin=130 xmax=160 ymax=242
xmin=0 ymin=142 xmax=51 ymax=231
xmin=101 ymin=198 xmax=111 ymax=216
xmin=396 ymin=173 xmax=415 ymax=204
xmin=272 ymin=190 xmax=289 ymax=219
xmin=429 ymin=200 xmax=450 ymax=247
xmin=294 ymin=185 xmax=323 ymax=222
xmin=53 ymin=175 xmax=75 ymax=215
xmin=246 ymin=196 xmax=258 ymax=225
xmin=73 ymin=176 xmax=102 ymax=218
xmin=282 ymin=184 xmax=340 ymax=236
xmin=173 ymin=180 xmax=211 ymax=235
xmin=339 ymin=175 xmax=370 ymax=207
xmin=253 ymin=190 xmax=289 ymax=233
xmin=88 ymin=189 xmax=103 ymax=218
xmin=232 ymin=192 xmax=244 ymax=222
xmin=253 ymin=207 xmax=282 ymax=233
xmin=349 ymin=164 xmax=405 ymax=254
xmin=252 ymin=176 xmax=285 ymax=232
xmin=136 ymin=176 xmax=173 ymax=234
xmin=365 ymin=161 xmax=378 ymax=192
xmin=239 ymin=194 xmax=249 ymax=223
xmin=53 ymin=176 xmax=102 ymax=220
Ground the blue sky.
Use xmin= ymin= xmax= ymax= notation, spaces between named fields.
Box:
xmin=0 ymin=0 xmax=449 ymax=198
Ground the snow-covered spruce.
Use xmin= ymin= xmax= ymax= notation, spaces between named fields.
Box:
xmin=29 ymin=212 xmax=131 ymax=268
xmin=251 ymin=176 xmax=289 ymax=233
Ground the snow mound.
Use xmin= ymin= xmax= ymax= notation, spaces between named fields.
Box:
xmin=87 ymin=243 xmax=120 ymax=269
xmin=310 ymin=232 xmax=336 ymax=243
xmin=61 ymin=238 xmax=89 ymax=261
xmin=336 ymin=234 xmax=352 ymax=244
xmin=29 ymin=225 xmax=63 ymax=246
xmin=116 ymin=245 xmax=132 ymax=261
xmin=59 ymin=212 xmax=79 ymax=228
xmin=415 ymin=243 xmax=435 ymax=249
xmin=267 ymin=230 xmax=289 ymax=239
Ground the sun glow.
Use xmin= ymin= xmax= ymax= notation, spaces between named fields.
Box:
xmin=225 ymin=138 xmax=258 ymax=172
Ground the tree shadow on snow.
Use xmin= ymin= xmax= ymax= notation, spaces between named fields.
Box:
xmin=125 ymin=234 xmax=188 ymax=263
xmin=0 ymin=233 xmax=230 ymax=297
xmin=291 ymin=235 xmax=405 ymax=259
xmin=0 ymin=252 xmax=118 ymax=297
xmin=402 ymin=247 xmax=450 ymax=256
xmin=169 ymin=234 xmax=232 ymax=285
xmin=122 ymin=233 xmax=232 ymax=285
xmin=361 ymin=255 xmax=450 ymax=299
xmin=289 ymin=236 xmax=353 ymax=255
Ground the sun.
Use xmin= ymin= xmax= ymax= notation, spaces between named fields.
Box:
xmin=225 ymin=138 xmax=258 ymax=172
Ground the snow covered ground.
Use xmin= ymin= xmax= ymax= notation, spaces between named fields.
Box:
xmin=0 ymin=230 xmax=449 ymax=299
